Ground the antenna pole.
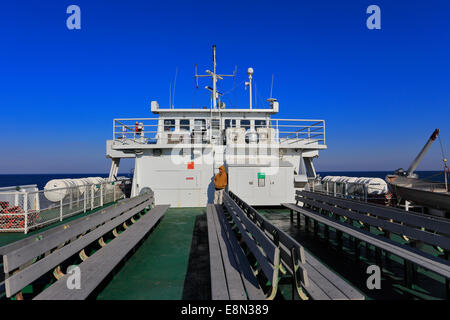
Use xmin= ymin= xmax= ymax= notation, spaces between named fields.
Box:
xmin=194 ymin=45 xmax=234 ymax=110
xmin=195 ymin=64 xmax=199 ymax=88
xmin=254 ymin=83 xmax=257 ymax=109
xmin=172 ymin=67 xmax=178 ymax=109
xmin=270 ymin=74 xmax=274 ymax=99
xmin=212 ymin=45 xmax=217 ymax=110
xmin=249 ymin=73 xmax=252 ymax=109
xmin=245 ymin=68 xmax=254 ymax=109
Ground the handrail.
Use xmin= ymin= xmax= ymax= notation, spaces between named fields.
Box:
xmin=112 ymin=118 xmax=326 ymax=146
xmin=0 ymin=179 xmax=131 ymax=234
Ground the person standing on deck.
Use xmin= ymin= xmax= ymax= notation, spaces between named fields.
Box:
xmin=214 ymin=165 xmax=227 ymax=204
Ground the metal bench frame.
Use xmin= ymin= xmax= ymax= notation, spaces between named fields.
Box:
xmin=222 ymin=193 xmax=281 ymax=300
xmin=0 ymin=192 xmax=169 ymax=299
xmin=207 ymin=204 xmax=265 ymax=300
xmin=299 ymin=190 xmax=450 ymax=250
xmin=0 ymin=196 xmax=136 ymax=257
xmin=229 ymin=191 xmax=364 ymax=300
xmin=207 ymin=198 xmax=281 ymax=300
xmin=284 ymin=190 xmax=450 ymax=298
xmin=34 ymin=204 xmax=169 ymax=300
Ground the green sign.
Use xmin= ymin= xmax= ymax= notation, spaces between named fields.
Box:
xmin=257 ymin=172 xmax=266 ymax=179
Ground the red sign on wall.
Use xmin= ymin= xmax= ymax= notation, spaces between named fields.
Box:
xmin=187 ymin=161 xmax=195 ymax=169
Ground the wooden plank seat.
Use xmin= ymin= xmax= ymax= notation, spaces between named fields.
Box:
xmin=0 ymin=195 xmax=143 ymax=298
xmin=206 ymin=204 xmax=266 ymax=300
xmin=284 ymin=190 xmax=450 ymax=287
xmin=229 ymin=191 xmax=364 ymax=300
xmin=33 ymin=204 xmax=169 ymax=300
xmin=206 ymin=204 xmax=229 ymax=300
xmin=1 ymin=192 xmax=157 ymax=299
xmin=220 ymin=193 xmax=281 ymax=299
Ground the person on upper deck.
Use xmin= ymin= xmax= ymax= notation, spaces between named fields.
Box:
xmin=213 ymin=165 xmax=227 ymax=205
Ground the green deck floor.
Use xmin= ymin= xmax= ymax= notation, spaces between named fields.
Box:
xmin=97 ymin=207 xmax=205 ymax=300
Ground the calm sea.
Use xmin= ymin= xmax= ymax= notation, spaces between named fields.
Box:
xmin=0 ymin=171 xmax=445 ymax=190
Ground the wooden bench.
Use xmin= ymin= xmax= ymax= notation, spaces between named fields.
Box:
xmin=207 ymin=197 xmax=281 ymax=300
xmin=0 ymin=195 xmax=142 ymax=257
xmin=222 ymin=194 xmax=281 ymax=299
xmin=34 ymin=204 xmax=169 ymax=300
xmin=284 ymin=190 xmax=450 ymax=296
xmin=207 ymin=204 xmax=265 ymax=300
xmin=0 ymin=195 xmax=141 ymax=297
xmin=1 ymin=192 xmax=167 ymax=299
xmin=229 ymin=191 xmax=364 ymax=300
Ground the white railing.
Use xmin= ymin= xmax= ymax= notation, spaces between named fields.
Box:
xmin=113 ymin=118 xmax=160 ymax=144
xmin=112 ymin=118 xmax=326 ymax=146
xmin=0 ymin=179 xmax=130 ymax=234
xmin=271 ymin=119 xmax=325 ymax=145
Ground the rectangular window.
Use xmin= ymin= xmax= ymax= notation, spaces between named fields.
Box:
xmin=255 ymin=120 xmax=267 ymax=128
xmin=164 ymin=119 xmax=175 ymax=131
xmin=180 ymin=119 xmax=190 ymax=131
xmin=194 ymin=119 xmax=206 ymax=131
xmin=241 ymin=120 xmax=250 ymax=130
xmin=211 ymin=119 xmax=220 ymax=130
xmin=224 ymin=119 xmax=236 ymax=129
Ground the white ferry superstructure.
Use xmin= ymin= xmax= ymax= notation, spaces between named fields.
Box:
xmin=106 ymin=46 xmax=327 ymax=207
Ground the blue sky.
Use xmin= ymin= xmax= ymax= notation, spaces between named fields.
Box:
xmin=1 ymin=0 xmax=449 ymax=174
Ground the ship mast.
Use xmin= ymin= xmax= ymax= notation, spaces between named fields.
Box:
xmin=212 ymin=45 xmax=217 ymax=110
xmin=195 ymin=45 xmax=235 ymax=110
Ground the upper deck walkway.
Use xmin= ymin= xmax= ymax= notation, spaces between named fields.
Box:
xmin=108 ymin=117 xmax=326 ymax=154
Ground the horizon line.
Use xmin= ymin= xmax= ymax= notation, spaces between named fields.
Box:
xmin=0 ymin=169 xmax=446 ymax=175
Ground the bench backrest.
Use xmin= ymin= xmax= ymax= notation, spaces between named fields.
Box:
xmin=0 ymin=195 xmax=134 ymax=257
xmin=0 ymin=190 xmax=153 ymax=258
xmin=32 ymin=204 xmax=168 ymax=300
xmin=297 ymin=190 xmax=450 ymax=250
xmin=3 ymin=193 xmax=153 ymax=298
xmin=208 ymin=204 xmax=266 ymax=300
xmin=229 ymin=191 xmax=309 ymax=294
xmin=223 ymin=193 xmax=280 ymax=299
xmin=3 ymin=193 xmax=153 ymax=274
